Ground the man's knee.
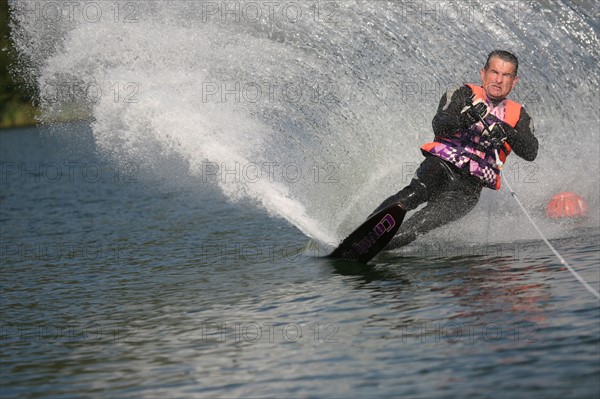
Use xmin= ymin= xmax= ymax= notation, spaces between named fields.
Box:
xmin=370 ymin=178 xmax=428 ymax=217
xmin=397 ymin=178 xmax=429 ymax=210
xmin=386 ymin=187 xmax=481 ymax=249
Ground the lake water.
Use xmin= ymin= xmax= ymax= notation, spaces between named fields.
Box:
xmin=4 ymin=0 xmax=600 ymax=397
xmin=1 ymin=125 xmax=598 ymax=398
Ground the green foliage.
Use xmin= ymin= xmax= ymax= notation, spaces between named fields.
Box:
xmin=1 ymin=0 xmax=39 ymax=128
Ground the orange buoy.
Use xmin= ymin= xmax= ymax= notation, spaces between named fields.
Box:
xmin=545 ymin=192 xmax=589 ymax=219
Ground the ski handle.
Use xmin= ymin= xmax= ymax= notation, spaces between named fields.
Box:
xmin=468 ymin=95 xmax=508 ymax=169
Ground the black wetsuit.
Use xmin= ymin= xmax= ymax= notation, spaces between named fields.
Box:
xmin=372 ymin=85 xmax=539 ymax=249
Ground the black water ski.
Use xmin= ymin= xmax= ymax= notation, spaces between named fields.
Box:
xmin=329 ymin=204 xmax=406 ymax=264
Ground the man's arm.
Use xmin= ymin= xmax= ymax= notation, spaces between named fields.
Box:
xmin=502 ymin=107 xmax=538 ymax=161
xmin=432 ymin=85 xmax=539 ymax=161
xmin=431 ymin=85 xmax=473 ymax=137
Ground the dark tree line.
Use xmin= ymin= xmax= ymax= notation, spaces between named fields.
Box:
xmin=1 ymin=0 xmax=38 ymax=128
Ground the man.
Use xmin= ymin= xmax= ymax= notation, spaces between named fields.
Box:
xmin=372 ymin=50 xmax=538 ymax=248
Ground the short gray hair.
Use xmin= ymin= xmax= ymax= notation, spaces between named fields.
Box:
xmin=484 ymin=50 xmax=519 ymax=76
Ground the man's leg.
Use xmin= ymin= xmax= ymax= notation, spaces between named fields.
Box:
xmin=369 ymin=156 xmax=451 ymax=216
xmin=386 ymin=179 xmax=482 ymax=249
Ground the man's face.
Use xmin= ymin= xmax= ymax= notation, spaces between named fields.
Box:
xmin=480 ymin=57 xmax=519 ymax=100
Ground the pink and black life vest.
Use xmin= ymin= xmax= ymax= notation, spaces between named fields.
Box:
xmin=421 ymin=84 xmax=522 ymax=190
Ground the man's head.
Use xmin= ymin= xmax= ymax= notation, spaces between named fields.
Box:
xmin=480 ymin=50 xmax=519 ymax=100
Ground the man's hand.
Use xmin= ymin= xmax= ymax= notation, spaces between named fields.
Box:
xmin=459 ymin=97 xmax=489 ymax=127
xmin=483 ymin=123 xmax=508 ymax=148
